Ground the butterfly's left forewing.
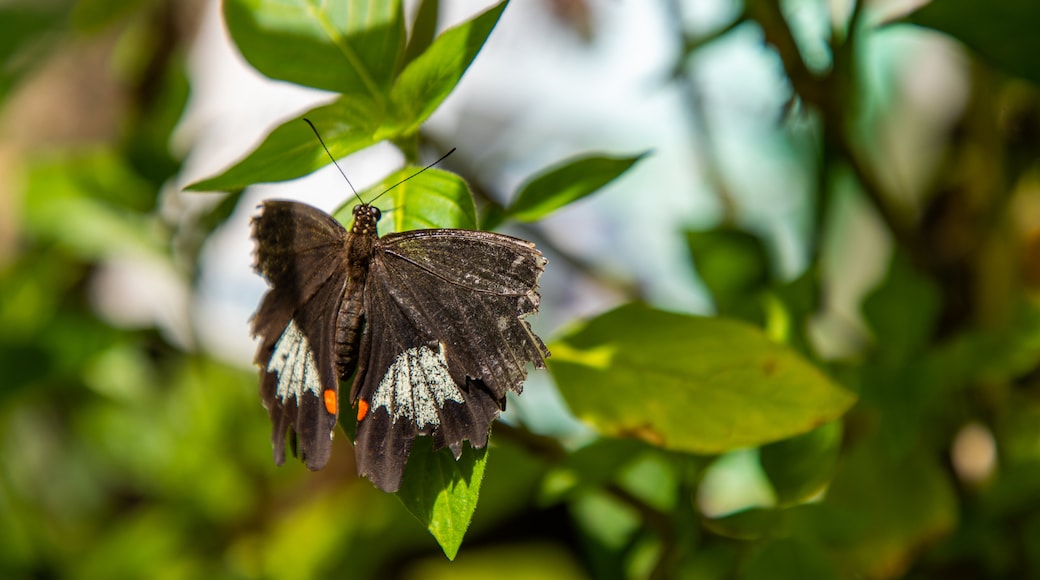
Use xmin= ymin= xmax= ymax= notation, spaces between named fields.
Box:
xmin=252 ymin=201 xmax=350 ymax=470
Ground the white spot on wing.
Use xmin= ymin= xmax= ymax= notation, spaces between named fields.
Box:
xmin=268 ymin=319 xmax=321 ymax=404
xmin=372 ymin=343 xmax=464 ymax=428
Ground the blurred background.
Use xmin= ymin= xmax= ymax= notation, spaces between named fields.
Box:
xmin=3 ymin=0 xmax=1040 ymax=578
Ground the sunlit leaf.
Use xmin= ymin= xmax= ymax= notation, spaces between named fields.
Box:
xmin=402 ymin=0 xmax=439 ymax=69
xmin=388 ymin=1 xmax=507 ymax=134
xmin=549 ymin=303 xmax=856 ymax=453
xmin=508 ymin=152 xmax=648 ymax=222
xmin=396 ymin=438 xmax=488 ymax=560
xmin=332 ymin=167 xmax=477 ymax=232
xmin=223 ymin=0 xmax=404 ymax=94
xmin=185 ymin=97 xmax=385 ymax=191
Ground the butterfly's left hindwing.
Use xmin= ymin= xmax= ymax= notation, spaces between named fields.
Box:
xmin=252 ymin=201 xmax=350 ymax=470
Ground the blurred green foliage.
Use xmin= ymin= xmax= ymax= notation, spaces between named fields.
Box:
xmin=2 ymin=0 xmax=1040 ymax=578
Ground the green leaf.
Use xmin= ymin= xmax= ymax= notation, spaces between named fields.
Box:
xmin=185 ymin=97 xmax=385 ymax=191
xmin=22 ymin=150 xmax=166 ymax=260
xmin=223 ymin=0 xmax=404 ymax=95
xmin=388 ymin=1 xmax=508 ymax=134
xmin=927 ymin=301 xmax=1040 ymax=388
xmin=549 ymin=303 xmax=856 ymax=454
xmin=862 ymin=250 xmax=939 ymax=366
xmin=0 ymin=6 xmax=65 ymax=103
xmin=508 ymin=152 xmax=648 ymax=222
xmin=542 ymin=438 xmax=650 ymax=502
xmin=332 ymin=167 xmax=477 ymax=232
xmin=125 ymin=50 xmax=190 ymax=188
xmin=71 ymin=0 xmax=146 ymax=32
xmin=742 ymin=537 xmax=838 ymax=580
xmin=395 ymin=437 xmax=488 ymax=560
xmin=686 ymin=226 xmax=772 ymax=322
xmin=903 ymin=0 xmax=1040 ymax=84
xmin=569 ymin=489 xmax=642 ymax=552
xmin=398 ymin=543 xmax=587 ymax=579
xmin=820 ymin=439 xmax=958 ymax=578
xmin=702 ymin=507 xmax=785 ymax=541
xmin=766 ymin=266 xmax=819 ymax=358
xmin=402 ymin=0 xmax=439 ymax=69
xmin=759 ymin=421 xmax=842 ymax=506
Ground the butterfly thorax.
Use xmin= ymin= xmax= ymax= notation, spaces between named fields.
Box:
xmin=345 ymin=204 xmax=379 ymax=279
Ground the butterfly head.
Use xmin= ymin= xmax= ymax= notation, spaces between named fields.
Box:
xmin=351 ymin=204 xmax=381 ymax=235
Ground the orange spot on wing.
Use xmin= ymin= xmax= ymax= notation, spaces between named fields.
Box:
xmin=323 ymin=389 xmax=338 ymax=415
xmin=357 ymin=399 xmax=370 ymax=422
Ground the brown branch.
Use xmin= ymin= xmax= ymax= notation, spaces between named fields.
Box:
xmin=745 ymin=0 xmax=927 ymax=265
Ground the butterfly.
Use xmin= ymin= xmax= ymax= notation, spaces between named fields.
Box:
xmin=250 ymin=143 xmax=549 ymax=492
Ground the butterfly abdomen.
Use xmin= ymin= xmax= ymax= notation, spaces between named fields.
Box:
xmin=335 ymin=279 xmax=365 ymax=382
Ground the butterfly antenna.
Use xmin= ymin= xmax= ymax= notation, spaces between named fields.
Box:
xmin=303 ymin=118 xmax=363 ymax=204
xmin=369 ymin=147 xmax=456 ymax=203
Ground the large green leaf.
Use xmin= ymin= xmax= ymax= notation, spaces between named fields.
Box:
xmin=388 ymin=1 xmax=508 ymax=134
xmin=506 ymin=152 xmax=648 ymax=222
xmin=332 ymin=167 xmax=477 ymax=232
xmin=549 ymin=303 xmax=856 ymax=453
xmin=223 ymin=0 xmax=404 ymax=95
xmin=904 ymin=0 xmax=1040 ymax=84
xmin=185 ymin=97 xmax=385 ymax=191
xmin=395 ymin=437 xmax=488 ymax=560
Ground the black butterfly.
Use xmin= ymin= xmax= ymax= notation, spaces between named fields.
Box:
xmin=250 ymin=188 xmax=549 ymax=492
